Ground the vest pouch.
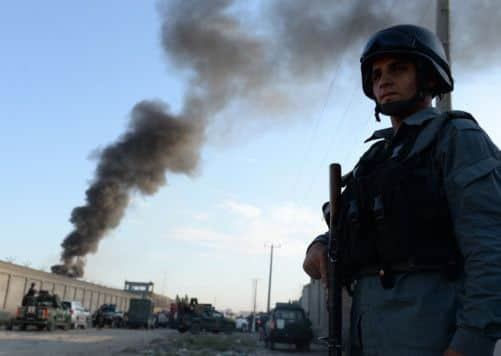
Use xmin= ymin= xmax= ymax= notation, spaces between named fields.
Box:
xmin=338 ymin=183 xmax=379 ymax=271
xmin=376 ymin=153 xmax=457 ymax=268
xmin=376 ymin=180 xmax=412 ymax=265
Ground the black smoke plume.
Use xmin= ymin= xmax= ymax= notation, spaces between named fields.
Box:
xmin=53 ymin=0 xmax=501 ymax=277
xmin=52 ymin=102 xmax=203 ymax=277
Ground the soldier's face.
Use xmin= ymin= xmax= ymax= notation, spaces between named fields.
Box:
xmin=371 ymin=56 xmax=418 ymax=105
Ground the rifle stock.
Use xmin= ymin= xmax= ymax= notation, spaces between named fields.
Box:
xmin=328 ymin=163 xmax=342 ymax=356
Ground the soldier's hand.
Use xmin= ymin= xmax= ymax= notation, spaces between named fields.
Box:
xmin=302 ymin=242 xmax=328 ymax=287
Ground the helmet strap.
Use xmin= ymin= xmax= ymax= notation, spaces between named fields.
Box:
xmin=374 ymin=90 xmax=425 ymax=121
xmin=374 ymin=105 xmax=382 ymax=122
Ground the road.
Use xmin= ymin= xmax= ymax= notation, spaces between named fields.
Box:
xmin=1 ymin=327 xmax=498 ymax=355
xmin=0 ymin=327 xmax=324 ymax=355
xmin=0 ymin=327 xmax=177 ymax=356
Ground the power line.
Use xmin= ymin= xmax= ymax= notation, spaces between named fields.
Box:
xmin=298 ymin=0 xmax=404 ymax=204
xmin=287 ymin=8 xmax=365 ymax=204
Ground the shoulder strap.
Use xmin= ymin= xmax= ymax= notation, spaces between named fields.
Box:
xmin=353 ymin=139 xmax=387 ymax=178
xmin=405 ymin=110 xmax=476 ymax=160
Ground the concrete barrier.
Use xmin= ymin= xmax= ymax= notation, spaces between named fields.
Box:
xmin=300 ymin=279 xmax=351 ymax=341
xmin=0 ymin=260 xmax=136 ymax=319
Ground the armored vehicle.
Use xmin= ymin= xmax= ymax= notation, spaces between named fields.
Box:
xmin=264 ymin=302 xmax=313 ymax=351
xmin=176 ymin=298 xmax=235 ymax=333
xmin=7 ymin=290 xmax=71 ymax=331
xmin=126 ymin=298 xmax=155 ymax=329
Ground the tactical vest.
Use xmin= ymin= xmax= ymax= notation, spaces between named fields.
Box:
xmin=336 ymin=112 xmax=470 ymax=289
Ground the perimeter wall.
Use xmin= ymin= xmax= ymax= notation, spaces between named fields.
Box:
xmin=0 ymin=260 xmax=135 ymax=317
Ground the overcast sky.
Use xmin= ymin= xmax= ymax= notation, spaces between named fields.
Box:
xmin=1 ymin=0 xmax=501 ymax=312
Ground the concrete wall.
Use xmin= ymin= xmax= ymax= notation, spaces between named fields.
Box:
xmin=301 ymin=279 xmax=352 ymax=340
xmin=0 ymin=260 xmax=134 ymax=317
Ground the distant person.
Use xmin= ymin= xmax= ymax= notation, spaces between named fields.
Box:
xmin=22 ymin=283 xmax=37 ymax=306
xmin=26 ymin=282 xmax=36 ymax=296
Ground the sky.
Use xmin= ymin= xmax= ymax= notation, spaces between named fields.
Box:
xmin=1 ymin=0 xmax=501 ymax=312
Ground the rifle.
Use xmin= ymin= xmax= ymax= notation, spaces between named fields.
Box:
xmin=327 ymin=163 xmax=342 ymax=356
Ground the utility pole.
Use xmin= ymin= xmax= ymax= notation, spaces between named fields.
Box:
xmin=265 ymin=244 xmax=281 ymax=313
xmin=436 ymin=0 xmax=451 ymax=111
xmin=251 ymin=278 xmax=258 ymax=332
xmin=161 ymin=272 xmax=167 ymax=295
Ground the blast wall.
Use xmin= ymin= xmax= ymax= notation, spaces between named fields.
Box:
xmin=300 ymin=279 xmax=352 ymax=342
xmin=0 ymin=260 xmax=135 ymax=317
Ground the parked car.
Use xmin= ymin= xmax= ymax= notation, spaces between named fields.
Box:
xmin=235 ymin=316 xmax=249 ymax=332
xmin=82 ymin=308 xmax=91 ymax=327
xmin=92 ymin=304 xmax=125 ymax=328
xmin=155 ymin=310 xmax=169 ymax=328
xmin=7 ymin=290 xmax=71 ymax=331
xmin=264 ymin=302 xmax=313 ymax=351
xmin=126 ymin=298 xmax=155 ymax=329
xmin=62 ymin=300 xmax=89 ymax=329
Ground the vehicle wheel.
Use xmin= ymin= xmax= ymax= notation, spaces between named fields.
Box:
xmin=63 ymin=323 xmax=69 ymax=331
xmin=47 ymin=322 xmax=54 ymax=332
xmin=6 ymin=322 xmax=13 ymax=331
xmin=269 ymin=340 xmax=275 ymax=350
xmin=20 ymin=324 xmax=27 ymax=331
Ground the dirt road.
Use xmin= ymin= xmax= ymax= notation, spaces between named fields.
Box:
xmin=0 ymin=327 xmax=177 ymax=356
xmin=0 ymin=327 xmax=326 ymax=355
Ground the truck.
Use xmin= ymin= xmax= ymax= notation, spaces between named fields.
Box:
xmin=7 ymin=290 xmax=71 ymax=331
xmin=264 ymin=302 xmax=313 ymax=351
xmin=92 ymin=304 xmax=125 ymax=328
xmin=126 ymin=298 xmax=155 ymax=329
xmin=175 ymin=297 xmax=235 ymax=333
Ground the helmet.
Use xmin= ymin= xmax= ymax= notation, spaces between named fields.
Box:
xmin=360 ymin=24 xmax=453 ymax=99
xmin=322 ymin=202 xmax=330 ymax=227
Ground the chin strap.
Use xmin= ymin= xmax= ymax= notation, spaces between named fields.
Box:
xmin=374 ymin=105 xmax=382 ymax=122
xmin=374 ymin=90 xmax=426 ymax=122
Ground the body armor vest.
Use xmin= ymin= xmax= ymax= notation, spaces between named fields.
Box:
xmin=336 ymin=115 xmax=465 ymax=289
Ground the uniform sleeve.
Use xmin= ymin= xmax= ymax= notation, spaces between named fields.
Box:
xmin=306 ymin=232 xmax=329 ymax=254
xmin=437 ymin=119 xmax=501 ymax=355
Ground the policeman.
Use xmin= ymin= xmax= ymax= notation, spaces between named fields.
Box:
xmin=26 ymin=282 xmax=36 ymax=297
xmin=22 ymin=282 xmax=37 ymax=307
xmin=303 ymin=24 xmax=501 ymax=356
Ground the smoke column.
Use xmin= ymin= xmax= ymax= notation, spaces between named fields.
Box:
xmin=52 ymin=102 xmax=203 ymax=277
xmin=52 ymin=0 xmax=501 ymax=277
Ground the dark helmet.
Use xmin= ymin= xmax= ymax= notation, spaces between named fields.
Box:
xmin=322 ymin=202 xmax=330 ymax=227
xmin=360 ymin=24 xmax=453 ymax=99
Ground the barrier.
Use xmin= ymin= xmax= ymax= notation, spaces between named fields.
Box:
xmin=0 ymin=260 xmax=135 ymax=318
